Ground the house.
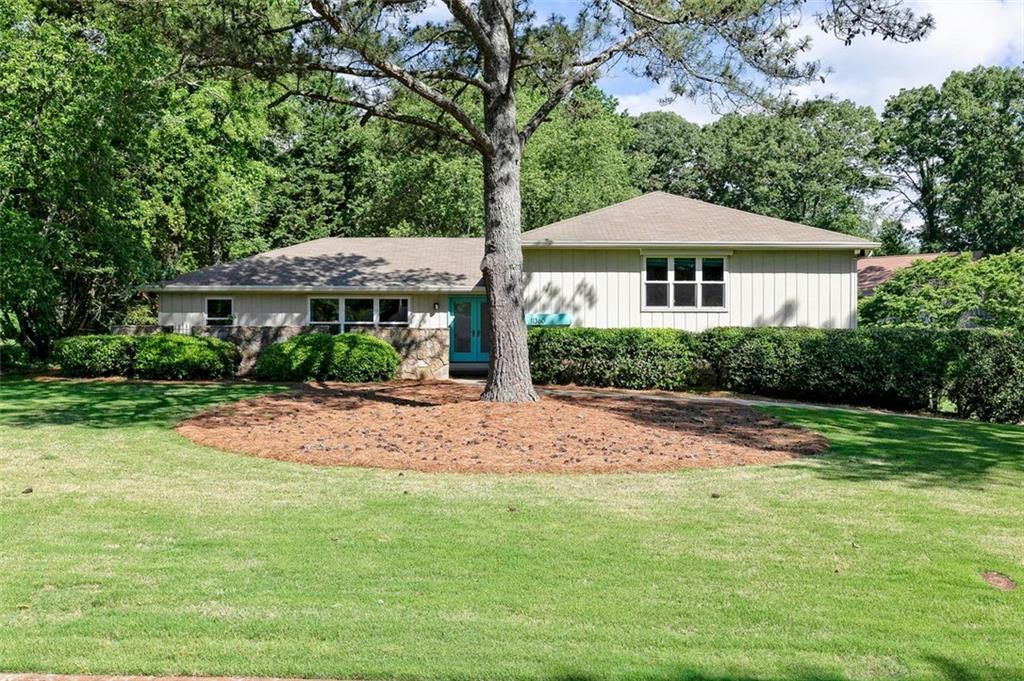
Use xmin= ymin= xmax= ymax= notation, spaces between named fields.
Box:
xmin=147 ymin=192 xmax=877 ymax=377
xmin=857 ymin=253 xmax=952 ymax=297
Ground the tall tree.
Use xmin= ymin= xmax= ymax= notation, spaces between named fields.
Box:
xmin=629 ymin=102 xmax=888 ymax=235
xmin=0 ymin=0 xmax=161 ymax=354
xmin=879 ymin=66 xmax=1024 ymax=254
xmin=630 ymin=111 xmax=700 ymax=194
xmin=686 ymin=100 xmax=887 ymax=234
xmin=161 ymin=0 xmax=932 ymax=401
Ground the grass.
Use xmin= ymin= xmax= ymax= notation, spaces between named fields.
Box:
xmin=0 ymin=377 xmax=1021 ymax=681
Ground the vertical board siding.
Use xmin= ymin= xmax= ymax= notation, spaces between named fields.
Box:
xmin=522 ymin=248 xmax=858 ymax=331
xmin=157 ymin=249 xmax=859 ymax=333
xmin=159 ymin=292 xmax=449 ymax=331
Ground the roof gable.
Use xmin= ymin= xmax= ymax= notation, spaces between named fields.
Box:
xmin=520 ymin=192 xmax=877 ymax=248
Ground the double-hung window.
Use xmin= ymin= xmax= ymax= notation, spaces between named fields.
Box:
xmin=205 ymin=298 xmax=233 ymax=326
xmin=643 ymin=256 xmax=727 ymax=310
xmin=308 ymin=297 xmax=410 ymax=333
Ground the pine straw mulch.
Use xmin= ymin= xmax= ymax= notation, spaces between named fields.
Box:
xmin=176 ymin=381 xmax=830 ymax=474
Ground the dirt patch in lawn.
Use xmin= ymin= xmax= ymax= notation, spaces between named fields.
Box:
xmin=981 ymin=571 xmax=1017 ymax=590
xmin=176 ymin=381 xmax=829 ymax=474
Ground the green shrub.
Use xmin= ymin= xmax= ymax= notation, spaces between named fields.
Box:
xmin=54 ymin=335 xmax=138 ymax=377
xmin=253 ymin=332 xmax=399 ymax=382
xmin=528 ymin=327 xmax=700 ymax=390
xmin=0 ymin=339 xmax=32 ymax=371
xmin=122 ymin=304 xmax=158 ymax=325
xmin=133 ymin=334 xmax=240 ymax=380
xmin=700 ymin=327 xmax=956 ymax=411
xmin=947 ymin=330 xmax=1024 ymax=424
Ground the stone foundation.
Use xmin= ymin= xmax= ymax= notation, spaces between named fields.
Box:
xmin=362 ymin=327 xmax=449 ymax=380
xmin=116 ymin=324 xmax=449 ymax=379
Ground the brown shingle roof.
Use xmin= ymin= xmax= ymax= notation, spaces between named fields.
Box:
xmin=153 ymin=237 xmax=484 ymax=292
xmin=152 ymin=193 xmax=880 ymax=291
xmin=521 ymin=192 xmax=879 ymax=248
xmin=857 ymin=253 xmax=950 ymax=297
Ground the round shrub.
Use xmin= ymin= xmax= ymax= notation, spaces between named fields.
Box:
xmin=947 ymin=330 xmax=1024 ymax=424
xmin=133 ymin=334 xmax=240 ymax=380
xmin=253 ymin=332 xmax=399 ymax=382
xmin=54 ymin=335 xmax=138 ymax=377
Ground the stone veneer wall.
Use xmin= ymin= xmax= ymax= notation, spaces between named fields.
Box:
xmin=115 ymin=324 xmax=449 ymax=379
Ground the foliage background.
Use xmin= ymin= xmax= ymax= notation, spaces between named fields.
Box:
xmin=1 ymin=0 xmax=1022 ymax=355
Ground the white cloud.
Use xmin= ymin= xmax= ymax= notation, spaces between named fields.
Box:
xmin=796 ymin=0 xmax=1024 ymax=110
xmin=614 ymin=81 xmax=721 ymax=124
xmin=606 ymin=0 xmax=1024 ymax=121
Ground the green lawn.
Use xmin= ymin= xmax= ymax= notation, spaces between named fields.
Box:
xmin=0 ymin=377 xmax=1021 ymax=681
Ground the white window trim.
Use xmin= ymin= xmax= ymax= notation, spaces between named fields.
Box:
xmin=641 ymin=256 xmax=728 ymax=312
xmin=306 ymin=296 xmax=411 ymax=328
xmin=204 ymin=296 xmax=234 ymax=325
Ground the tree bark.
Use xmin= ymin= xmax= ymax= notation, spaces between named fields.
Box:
xmin=478 ymin=0 xmax=538 ymax=402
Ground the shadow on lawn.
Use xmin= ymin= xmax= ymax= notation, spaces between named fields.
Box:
xmin=766 ymin=406 xmax=1024 ymax=489
xmin=544 ymin=655 xmax=1020 ymax=680
xmin=0 ymin=376 xmax=281 ymax=429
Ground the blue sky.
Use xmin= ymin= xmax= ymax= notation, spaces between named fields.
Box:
xmin=424 ymin=0 xmax=1024 ymax=123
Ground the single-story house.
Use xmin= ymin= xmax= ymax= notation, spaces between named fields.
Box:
xmin=146 ymin=192 xmax=878 ymax=377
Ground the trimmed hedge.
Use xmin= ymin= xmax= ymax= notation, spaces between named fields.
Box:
xmin=253 ymin=332 xmax=400 ymax=383
xmin=528 ymin=327 xmax=702 ymax=390
xmin=54 ymin=334 xmax=239 ymax=379
xmin=54 ymin=335 xmax=137 ymax=377
xmin=947 ymin=330 xmax=1024 ymax=424
xmin=528 ymin=325 xmax=1024 ymax=422
xmin=133 ymin=335 xmax=240 ymax=380
xmin=699 ymin=327 xmax=958 ymax=411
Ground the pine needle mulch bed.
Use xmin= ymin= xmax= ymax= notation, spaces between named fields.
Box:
xmin=176 ymin=380 xmax=829 ymax=473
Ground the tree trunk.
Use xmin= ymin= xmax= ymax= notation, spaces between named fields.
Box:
xmin=479 ymin=0 xmax=538 ymax=403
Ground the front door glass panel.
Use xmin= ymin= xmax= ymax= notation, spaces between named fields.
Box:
xmin=453 ymin=301 xmax=473 ymax=354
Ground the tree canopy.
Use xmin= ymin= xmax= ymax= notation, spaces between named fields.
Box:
xmin=878 ymin=66 xmax=1024 ymax=254
xmin=859 ymin=251 xmax=1024 ymax=329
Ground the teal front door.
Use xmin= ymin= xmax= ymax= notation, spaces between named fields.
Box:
xmin=449 ymin=296 xmax=490 ymax=362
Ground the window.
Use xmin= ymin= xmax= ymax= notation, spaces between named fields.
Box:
xmin=310 ymin=298 xmax=341 ymax=334
xmin=643 ymin=257 xmax=728 ymax=310
xmin=378 ymin=298 xmax=410 ymax=325
xmin=205 ymin=298 xmax=233 ymax=326
xmin=344 ymin=298 xmax=374 ymax=333
xmin=308 ymin=297 xmax=410 ymax=332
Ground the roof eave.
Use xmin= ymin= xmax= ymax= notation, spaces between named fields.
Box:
xmin=521 ymin=240 xmax=881 ymax=250
xmin=143 ymin=284 xmax=485 ymax=294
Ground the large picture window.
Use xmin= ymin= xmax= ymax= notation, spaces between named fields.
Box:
xmin=205 ymin=298 xmax=233 ymax=326
xmin=643 ymin=257 xmax=727 ymax=310
xmin=308 ymin=297 xmax=410 ymax=333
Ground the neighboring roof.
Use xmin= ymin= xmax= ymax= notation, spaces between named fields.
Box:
xmin=857 ymin=253 xmax=951 ymax=297
xmin=150 ymin=237 xmax=484 ymax=292
xmin=520 ymin=191 xmax=879 ymax=249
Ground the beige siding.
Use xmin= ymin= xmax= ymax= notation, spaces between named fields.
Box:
xmin=523 ymin=248 xmax=859 ymax=330
xmin=159 ymin=293 xmax=450 ymax=331
xmin=158 ymin=248 xmax=859 ymax=333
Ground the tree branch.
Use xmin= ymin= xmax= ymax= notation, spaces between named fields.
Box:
xmin=309 ymin=0 xmax=492 ymax=154
xmin=441 ymin=0 xmax=499 ymax=64
xmin=285 ymin=88 xmax=481 ymax=151
xmin=520 ymin=27 xmax=653 ymax=144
